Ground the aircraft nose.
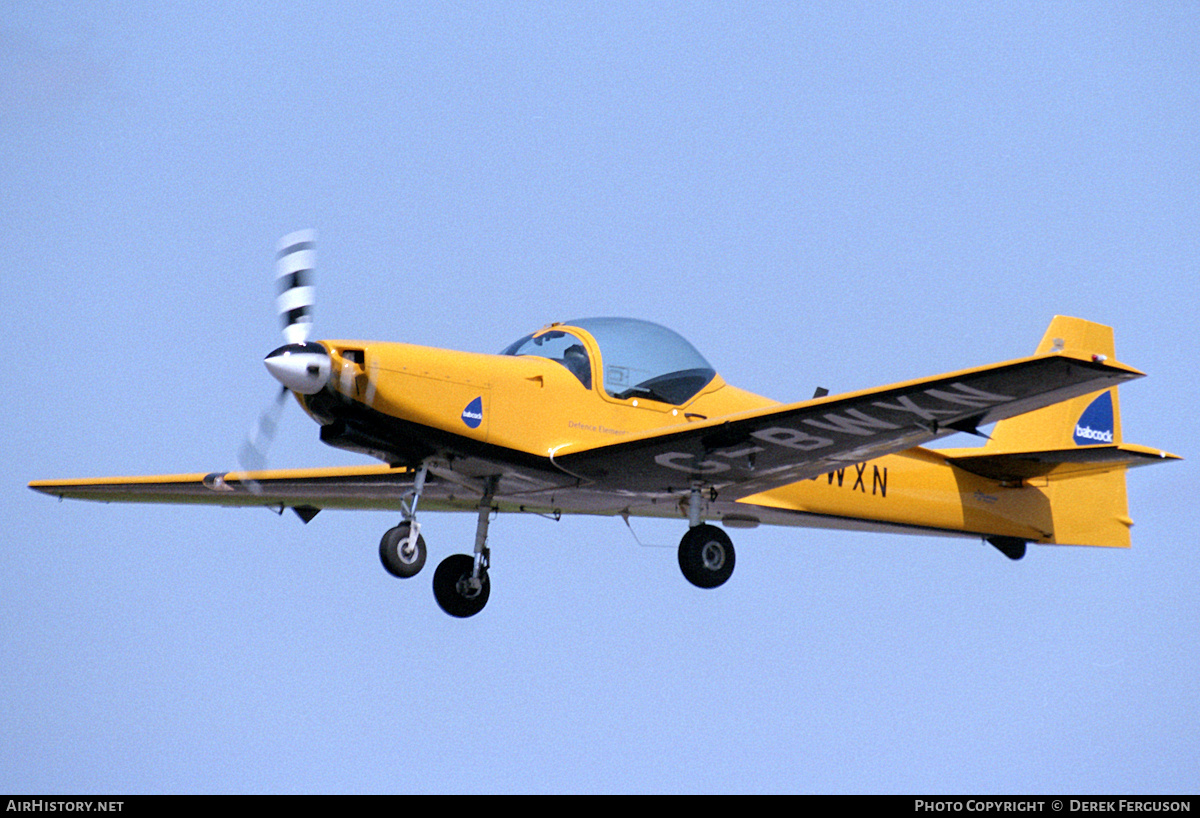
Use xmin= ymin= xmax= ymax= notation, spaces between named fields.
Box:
xmin=264 ymin=342 xmax=331 ymax=395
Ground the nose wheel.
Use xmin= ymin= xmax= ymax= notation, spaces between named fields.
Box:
xmin=379 ymin=521 xmax=427 ymax=578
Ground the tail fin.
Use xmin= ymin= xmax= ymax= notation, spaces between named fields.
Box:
xmin=944 ymin=316 xmax=1179 ymax=548
xmin=987 ymin=316 xmax=1123 ymax=453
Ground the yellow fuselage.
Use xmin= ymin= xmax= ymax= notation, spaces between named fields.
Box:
xmin=311 ymin=336 xmax=1077 ymax=546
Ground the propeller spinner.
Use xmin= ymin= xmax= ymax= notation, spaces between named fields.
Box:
xmin=264 ymin=342 xmax=331 ymax=395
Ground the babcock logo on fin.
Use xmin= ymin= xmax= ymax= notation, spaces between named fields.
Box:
xmin=1073 ymin=391 xmax=1114 ymax=445
xmin=461 ymin=396 xmax=484 ymax=429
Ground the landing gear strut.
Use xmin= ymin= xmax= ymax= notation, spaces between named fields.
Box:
xmin=432 ymin=476 xmax=497 ymax=618
xmin=379 ymin=463 xmax=428 ymax=578
xmin=677 ymin=483 xmax=736 ymax=588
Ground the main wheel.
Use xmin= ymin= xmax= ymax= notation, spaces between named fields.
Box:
xmin=432 ymin=553 xmax=490 ymax=617
xmin=379 ymin=522 xmax=427 ymax=578
xmin=678 ymin=524 xmax=736 ymax=588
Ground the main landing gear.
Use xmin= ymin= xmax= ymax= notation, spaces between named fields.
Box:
xmin=378 ymin=466 xmax=495 ymax=618
xmin=431 ymin=478 xmax=496 ymax=618
xmin=678 ymin=524 xmax=736 ymax=588
xmin=676 ymin=483 xmax=736 ymax=589
xmin=432 ymin=553 xmax=489 ymax=618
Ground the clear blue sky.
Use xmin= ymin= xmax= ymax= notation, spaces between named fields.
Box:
xmin=3 ymin=1 xmax=1196 ymax=794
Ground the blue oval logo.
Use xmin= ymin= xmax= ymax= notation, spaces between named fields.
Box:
xmin=1073 ymin=391 xmax=1114 ymax=445
xmin=461 ymin=396 xmax=484 ymax=429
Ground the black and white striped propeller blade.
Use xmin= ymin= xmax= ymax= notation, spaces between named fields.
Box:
xmin=276 ymin=229 xmax=316 ymax=345
xmin=264 ymin=230 xmax=330 ymax=395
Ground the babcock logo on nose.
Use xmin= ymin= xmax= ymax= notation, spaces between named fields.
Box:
xmin=1073 ymin=391 xmax=1114 ymax=445
xmin=461 ymin=396 xmax=484 ymax=429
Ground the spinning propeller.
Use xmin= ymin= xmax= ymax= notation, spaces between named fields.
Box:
xmin=237 ymin=230 xmax=383 ymax=484
xmin=238 ymin=230 xmax=332 ymax=481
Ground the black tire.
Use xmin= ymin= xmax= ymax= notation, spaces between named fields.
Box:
xmin=432 ymin=554 xmax=490 ymax=617
xmin=678 ymin=524 xmax=736 ymax=588
xmin=379 ymin=522 xmax=427 ymax=578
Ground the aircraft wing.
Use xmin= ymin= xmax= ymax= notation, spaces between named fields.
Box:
xmin=550 ymin=350 xmax=1145 ymax=498
xmin=28 ymin=464 xmax=480 ymax=517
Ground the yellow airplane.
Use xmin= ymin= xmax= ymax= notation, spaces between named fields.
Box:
xmin=30 ymin=232 xmax=1180 ymax=617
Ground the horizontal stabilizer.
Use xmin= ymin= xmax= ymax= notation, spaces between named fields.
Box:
xmin=945 ymin=443 xmax=1180 ymax=482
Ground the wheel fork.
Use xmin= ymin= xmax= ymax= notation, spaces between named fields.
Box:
xmin=398 ymin=462 xmax=429 ymax=557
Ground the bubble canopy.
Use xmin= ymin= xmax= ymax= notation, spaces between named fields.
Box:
xmin=500 ymin=317 xmax=717 ymax=405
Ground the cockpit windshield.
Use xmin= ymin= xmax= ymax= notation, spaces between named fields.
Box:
xmin=499 ymin=329 xmax=592 ymax=389
xmin=501 ymin=317 xmax=716 ymax=405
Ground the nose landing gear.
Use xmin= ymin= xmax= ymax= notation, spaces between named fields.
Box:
xmin=378 ymin=463 xmax=429 ymax=578
xmin=379 ymin=521 xmax=427 ymax=578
